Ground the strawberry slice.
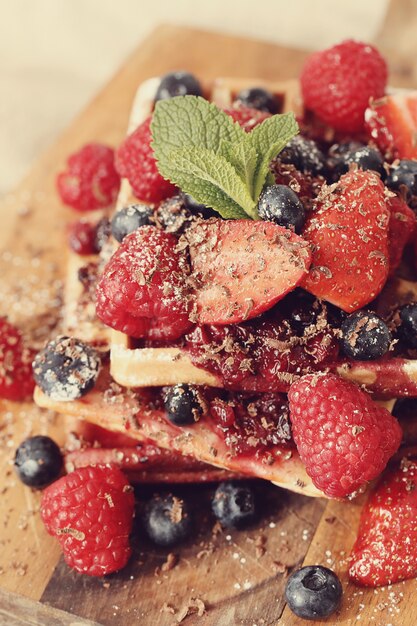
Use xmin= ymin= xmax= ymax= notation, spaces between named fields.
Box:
xmin=185 ymin=219 xmax=312 ymax=325
xmin=365 ymin=91 xmax=417 ymax=159
xmin=387 ymin=195 xmax=416 ymax=275
xmin=349 ymin=460 xmax=417 ymax=586
xmin=301 ymin=170 xmax=390 ymax=312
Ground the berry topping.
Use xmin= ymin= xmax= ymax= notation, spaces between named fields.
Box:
xmin=56 ymin=143 xmax=120 ymax=212
xmin=40 ymin=465 xmax=134 ymax=576
xmin=33 ymin=336 xmax=101 ymax=401
xmin=67 ymin=220 xmax=98 ymax=255
xmin=111 ymin=204 xmax=154 ymax=242
xmin=387 ymin=195 xmax=416 ymax=275
xmin=301 ymin=39 xmax=387 ymax=134
xmin=155 ymin=71 xmax=203 ymax=101
xmin=386 ymin=159 xmax=417 ymax=200
xmin=340 ymin=311 xmax=391 ymax=360
xmin=223 ymin=106 xmax=271 ymax=132
xmin=0 ymin=318 xmax=35 ymax=401
xmin=143 ymin=493 xmax=193 ymax=547
xmin=398 ymin=303 xmax=417 ymax=348
xmin=285 ymin=565 xmax=342 ymax=620
xmin=365 ymin=92 xmax=417 ymax=160
xmin=163 ymin=384 xmax=205 ymax=426
xmin=301 ymin=169 xmax=390 ymax=312
xmin=14 ymin=436 xmax=63 ymax=488
xmin=115 ymin=117 xmax=177 ymax=203
xmin=349 ymin=460 xmax=417 ymax=586
xmin=331 ymin=145 xmax=385 ymax=179
xmin=96 ymin=226 xmax=192 ymax=341
xmin=211 ymin=481 xmax=257 ymax=529
xmin=279 ymin=135 xmax=325 ymax=175
xmin=186 ymin=218 xmax=311 ymax=325
xmin=234 ymin=87 xmax=279 ymax=114
xmin=288 ymin=373 xmax=402 ymax=498
xmin=257 ymin=184 xmax=305 ymax=233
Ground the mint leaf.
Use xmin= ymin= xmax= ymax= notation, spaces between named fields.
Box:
xmin=248 ymin=112 xmax=298 ymax=199
xmin=220 ymin=140 xmax=258 ymax=199
xmin=163 ymin=146 xmax=255 ymax=219
xmin=151 ymin=96 xmax=245 ymax=164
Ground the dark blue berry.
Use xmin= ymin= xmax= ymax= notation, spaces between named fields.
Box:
xmin=33 ymin=336 xmax=101 ymax=401
xmin=399 ymin=303 xmax=417 ymax=348
xmin=143 ymin=493 xmax=192 ymax=546
xmin=257 ymin=184 xmax=305 ymax=233
xmin=331 ymin=145 xmax=385 ymax=179
xmin=183 ymin=194 xmax=218 ymax=219
xmin=285 ymin=565 xmax=342 ymax=620
xmin=163 ymin=384 xmax=205 ymax=426
xmin=386 ymin=159 xmax=417 ymax=201
xmin=14 ymin=436 xmax=62 ymax=488
xmin=111 ymin=204 xmax=153 ymax=242
xmin=235 ymin=87 xmax=280 ymax=114
xmin=155 ymin=71 xmax=202 ymax=101
xmin=211 ymin=481 xmax=257 ymax=529
xmin=340 ymin=311 xmax=391 ymax=360
xmin=280 ymin=136 xmax=326 ymax=175
xmin=94 ymin=217 xmax=111 ymax=252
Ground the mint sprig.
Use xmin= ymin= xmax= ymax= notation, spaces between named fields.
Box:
xmin=151 ymin=95 xmax=298 ymax=219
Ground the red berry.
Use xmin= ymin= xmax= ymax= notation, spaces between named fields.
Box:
xmin=301 ymin=170 xmax=390 ymax=312
xmin=224 ymin=106 xmax=271 ymax=132
xmin=40 ymin=464 xmax=134 ymax=576
xmin=96 ymin=226 xmax=192 ymax=341
xmin=349 ymin=460 xmax=417 ymax=586
xmin=186 ymin=219 xmax=311 ymax=325
xmin=301 ymin=40 xmax=387 ymax=134
xmin=0 ymin=318 xmax=35 ymax=401
xmin=365 ymin=92 xmax=417 ymax=159
xmin=57 ymin=143 xmax=120 ymax=212
xmin=67 ymin=220 xmax=97 ymax=255
xmin=115 ymin=117 xmax=177 ymax=204
xmin=387 ymin=195 xmax=416 ymax=275
xmin=288 ymin=373 xmax=402 ymax=498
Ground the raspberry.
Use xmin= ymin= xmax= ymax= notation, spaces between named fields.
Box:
xmin=96 ymin=226 xmax=192 ymax=340
xmin=224 ymin=106 xmax=271 ymax=132
xmin=40 ymin=465 xmax=134 ymax=576
xmin=67 ymin=220 xmax=97 ymax=255
xmin=0 ymin=318 xmax=35 ymax=401
xmin=115 ymin=117 xmax=177 ymax=204
xmin=288 ymin=373 xmax=402 ymax=498
xmin=57 ymin=143 xmax=120 ymax=212
xmin=301 ymin=40 xmax=387 ymax=134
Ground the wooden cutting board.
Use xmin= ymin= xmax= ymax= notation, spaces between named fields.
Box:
xmin=1 ymin=19 xmax=417 ymax=626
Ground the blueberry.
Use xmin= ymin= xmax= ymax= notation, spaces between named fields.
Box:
xmin=340 ymin=311 xmax=391 ymax=360
xmin=257 ymin=184 xmax=305 ymax=233
xmin=111 ymin=204 xmax=154 ymax=242
xmin=386 ymin=159 xmax=417 ymax=200
xmin=183 ymin=194 xmax=218 ymax=219
xmin=235 ymin=87 xmax=279 ymax=114
xmin=399 ymin=303 xmax=417 ymax=348
xmin=331 ymin=145 xmax=385 ymax=179
xmin=94 ymin=217 xmax=111 ymax=252
xmin=280 ymin=136 xmax=326 ymax=175
xmin=285 ymin=565 xmax=342 ymax=620
xmin=143 ymin=493 xmax=193 ymax=546
xmin=155 ymin=71 xmax=203 ymax=101
xmin=14 ymin=436 xmax=62 ymax=488
xmin=163 ymin=384 xmax=205 ymax=426
xmin=212 ymin=481 xmax=257 ymax=529
xmin=33 ymin=336 xmax=101 ymax=401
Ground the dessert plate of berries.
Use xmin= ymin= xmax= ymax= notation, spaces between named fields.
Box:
xmin=3 ymin=33 xmax=417 ymax=624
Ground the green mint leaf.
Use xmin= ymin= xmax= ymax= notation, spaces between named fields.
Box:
xmin=162 ymin=146 xmax=256 ymax=219
xmin=151 ymin=95 xmax=245 ymax=164
xmin=219 ymin=140 xmax=258 ymax=199
xmin=248 ymin=112 xmax=298 ymax=199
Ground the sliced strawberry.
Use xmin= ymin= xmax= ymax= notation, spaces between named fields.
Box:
xmin=349 ymin=460 xmax=417 ymax=586
xmin=365 ymin=91 xmax=417 ymax=159
xmin=301 ymin=170 xmax=390 ymax=312
xmin=387 ymin=195 xmax=416 ymax=275
xmin=185 ymin=219 xmax=312 ymax=325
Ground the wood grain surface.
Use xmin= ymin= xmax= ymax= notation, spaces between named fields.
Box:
xmin=1 ymin=17 xmax=417 ymax=626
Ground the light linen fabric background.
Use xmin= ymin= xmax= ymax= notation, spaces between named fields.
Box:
xmin=0 ymin=0 xmax=389 ymax=197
